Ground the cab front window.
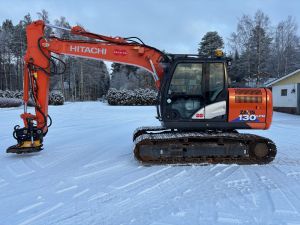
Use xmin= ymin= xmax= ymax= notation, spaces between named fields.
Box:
xmin=169 ymin=63 xmax=203 ymax=95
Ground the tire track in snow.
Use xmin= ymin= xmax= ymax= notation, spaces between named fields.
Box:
xmin=111 ymin=166 xmax=171 ymax=190
xmin=188 ymin=165 xmax=260 ymax=223
xmin=18 ymin=202 xmax=64 ymax=225
xmin=17 ymin=202 xmax=44 ymax=214
xmin=219 ymin=165 xmax=300 ymax=223
xmin=129 ymin=166 xmax=228 ymax=224
xmin=90 ymin=168 xmax=191 ymax=225
xmin=72 ymin=188 xmax=89 ymax=199
xmin=92 ymin=165 xmax=239 ymax=225
xmin=6 ymin=159 xmax=35 ymax=178
xmin=73 ymin=163 xmax=125 ymax=180
xmin=55 ymin=185 xmax=78 ymax=194
xmin=86 ymin=167 xmax=178 ymax=209
xmin=266 ymin=165 xmax=300 ymax=215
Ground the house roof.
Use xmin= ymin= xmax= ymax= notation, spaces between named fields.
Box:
xmin=266 ymin=69 xmax=300 ymax=87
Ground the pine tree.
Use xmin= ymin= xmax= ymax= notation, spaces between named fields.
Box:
xmin=0 ymin=19 xmax=15 ymax=90
xmin=198 ymin=31 xmax=224 ymax=56
xmin=111 ymin=62 xmax=121 ymax=73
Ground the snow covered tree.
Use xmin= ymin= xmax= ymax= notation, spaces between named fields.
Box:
xmin=198 ymin=31 xmax=224 ymax=57
xmin=49 ymin=91 xmax=64 ymax=105
xmin=107 ymin=88 xmax=157 ymax=105
xmin=0 ymin=97 xmax=22 ymax=108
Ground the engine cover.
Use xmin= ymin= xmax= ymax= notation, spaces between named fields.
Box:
xmin=228 ymin=88 xmax=273 ymax=129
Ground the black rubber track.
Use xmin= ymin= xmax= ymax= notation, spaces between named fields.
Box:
xmin=133 ymin=126 xmax=277 ymax=165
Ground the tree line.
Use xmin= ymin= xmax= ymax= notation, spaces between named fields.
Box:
xmin=1 ymin=9 xmax=300 ymax=100
xmin=198 ymin=10 xmax=300 ymax=87
xmin=0 ymin=10 xmax=110 ymax=101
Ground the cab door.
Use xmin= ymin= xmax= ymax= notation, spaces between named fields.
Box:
xmin=164 ymin=62 xmax=205 ymax=120
xmin=163 ymin=61 xmax=228 ymax=122
xmin=191 ymin=62 xmax=227 ymax=121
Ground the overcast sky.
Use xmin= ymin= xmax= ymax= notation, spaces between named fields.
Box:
xmin=1 ymin=0 xmax=300 ymax=54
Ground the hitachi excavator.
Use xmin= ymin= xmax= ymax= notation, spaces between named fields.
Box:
xmin=6 ymin=20 xmax=276 ymax=164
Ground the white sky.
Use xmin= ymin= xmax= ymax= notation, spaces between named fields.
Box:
xmin=0 ymin=0 xmax=300 ymax=54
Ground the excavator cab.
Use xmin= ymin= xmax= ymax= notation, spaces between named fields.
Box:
xmin=160 ymin=55 xmax=229 ymax=130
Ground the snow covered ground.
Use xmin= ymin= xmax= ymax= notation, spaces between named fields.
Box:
xmin=1 ymin=102 xmax=300 ymax=225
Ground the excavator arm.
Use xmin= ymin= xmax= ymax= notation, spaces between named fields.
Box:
xmin=7 ymin=20 xmax=166 ymax=154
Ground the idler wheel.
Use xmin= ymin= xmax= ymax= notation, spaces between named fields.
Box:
xmin=253 ymin=143 xmax=268 ymax=158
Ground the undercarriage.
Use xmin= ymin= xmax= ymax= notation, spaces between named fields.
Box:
xmin=133 ymin=126 xmax=277 ymax=164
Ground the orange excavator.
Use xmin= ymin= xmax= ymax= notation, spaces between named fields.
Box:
xmin=6 ymin=20 xmax=276 ymax=164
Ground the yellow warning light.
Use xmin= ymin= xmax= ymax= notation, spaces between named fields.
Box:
xmin=215 ymin=49 xmax=223 ymax=58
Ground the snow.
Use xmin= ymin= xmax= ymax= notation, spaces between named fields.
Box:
xmin=0 ymin=102 xmax=300 ymax=225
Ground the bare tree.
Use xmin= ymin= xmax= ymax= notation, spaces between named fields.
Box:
xmin=37 ymin=9 xmax=52 ymax=37
xmin=229 ymin=10 xmax=272 ymax=86
xmin=229 ymin=14 xmax=254 ymax=76
xmin=272 ymin=16 xmax=299 ymax=77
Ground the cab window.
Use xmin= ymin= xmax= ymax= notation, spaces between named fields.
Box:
xmin=209 ymin=63 xmax=224 ymax=101
xmin=169 ymin=63 xmax=202 ymax=95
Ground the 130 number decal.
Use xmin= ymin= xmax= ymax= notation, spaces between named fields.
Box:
xmin=238 ymin=114 xmax=257 ymax=121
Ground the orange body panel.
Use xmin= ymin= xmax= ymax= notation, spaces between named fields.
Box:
xmin=23 ymin=21 xmax=50 ymax=131
xmin=44 ymin=38 xmax=164 ymax=87
xmin=265 ymin=88 xmax=273 ymax=129
xmin=228 ymin=88 xmax=273 ymax=129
